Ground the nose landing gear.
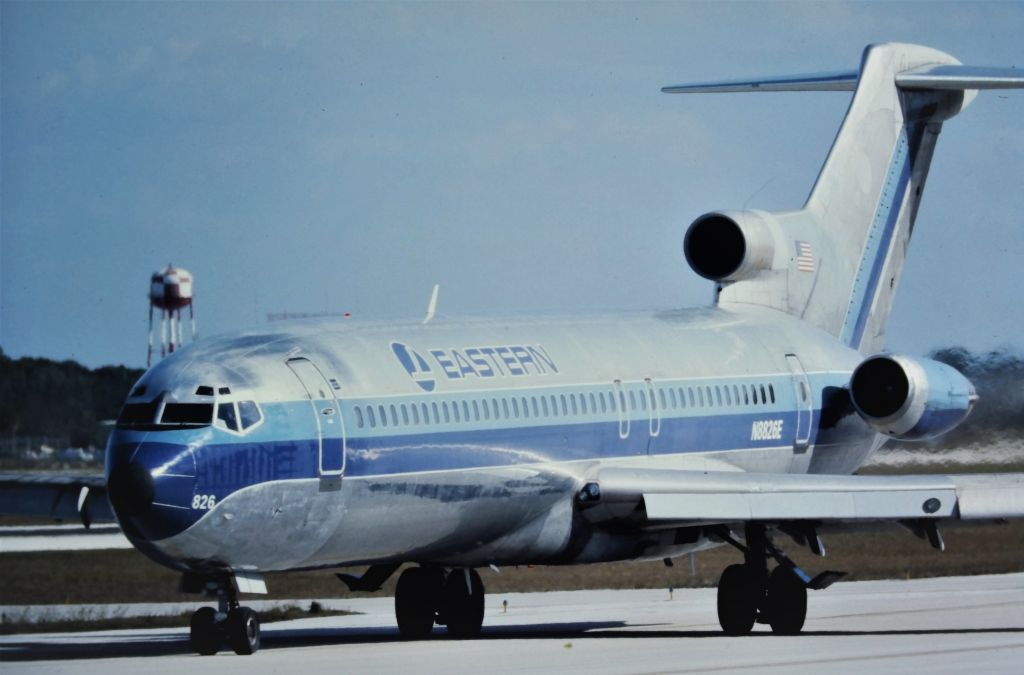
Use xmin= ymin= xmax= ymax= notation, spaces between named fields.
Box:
xmin=188 ymin=580 xmax=261 ymax=655
xmin=394 ymin=566 xmax=486 ymax=639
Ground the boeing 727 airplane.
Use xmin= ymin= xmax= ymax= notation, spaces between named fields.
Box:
xmin=4 ymin=43 xmax=1024 ymax=655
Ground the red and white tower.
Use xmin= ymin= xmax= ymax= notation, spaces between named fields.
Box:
xmin=148 ymin=265 xmax=196 ymax=366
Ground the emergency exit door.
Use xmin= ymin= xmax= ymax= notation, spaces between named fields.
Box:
xmin=785 ymin=354 xmax=812 ymax=452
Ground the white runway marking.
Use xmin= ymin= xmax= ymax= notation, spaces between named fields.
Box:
xmin=1 ymin=574 xmax=1022 ymax=674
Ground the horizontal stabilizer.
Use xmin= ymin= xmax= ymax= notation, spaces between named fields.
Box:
xmin=663 ymin=65 xmax=1024 ymax=95
xmin=662 ymin=70 xmax=858 ymax=93
xmin=896 ymin=65 xmax=1024 ymax=90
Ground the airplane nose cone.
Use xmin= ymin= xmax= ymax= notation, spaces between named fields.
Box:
xmin=107 ymin=462 xmax=155 ymax=517
xmin=106 ymin=438 xmax=197 ymax=541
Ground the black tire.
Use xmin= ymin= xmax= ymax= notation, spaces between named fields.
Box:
xmin=226 ymin=607 xmax=261 ymax=655
xmin=766 ymin=566 xmax=807 ymax=635
xmin=441 ymin=568 xmax=485 ymax=639
xmin=189 ymin=606 xmax=222 ymax=656
xmin=395 ymin=567 xmax=444 ymax=639
xmin=717 ymin=564 xmax=758 ymax=635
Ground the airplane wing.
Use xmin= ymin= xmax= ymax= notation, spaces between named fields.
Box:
xmin=579 ymin=468 xmax=1024 ymax=525
xmin=0 ymin=473 xmax=114 ymax=528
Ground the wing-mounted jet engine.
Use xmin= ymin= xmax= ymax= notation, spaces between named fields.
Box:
xmin=849 ymin=354 xmax=978 ymax=440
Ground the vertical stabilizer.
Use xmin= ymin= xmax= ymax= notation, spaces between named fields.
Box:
xmin=801 ymin=44 xmax=966 ymax=353
xmin=666 ymin=44 xmax=1023 ymax=353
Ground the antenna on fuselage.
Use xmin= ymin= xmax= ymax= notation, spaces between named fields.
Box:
xmin=423 ymin=284 xmax=440 ymax=324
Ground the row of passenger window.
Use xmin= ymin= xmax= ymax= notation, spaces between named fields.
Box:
xmin=353 ymin=381 xmax=777 ymax=430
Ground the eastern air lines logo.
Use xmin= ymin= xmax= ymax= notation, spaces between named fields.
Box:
xmin=391 ymin=341 xmax=558 ymax=392
xmin=391 ymin=342 xmax=436 ymax=392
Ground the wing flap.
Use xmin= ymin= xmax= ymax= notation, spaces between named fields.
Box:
xmin=952 ymin=473 xmax=1024 ymax=519
xmin=644 ymin=488 xmax=958 ymax=521
xmin=590 ymin=468 xmax=1024 ymax=525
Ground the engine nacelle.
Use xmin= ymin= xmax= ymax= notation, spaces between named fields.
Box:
xmin=683 ymin=210 xmax=775 ymax=282
xmin=849 ymin=354 xmax=977 ymax=441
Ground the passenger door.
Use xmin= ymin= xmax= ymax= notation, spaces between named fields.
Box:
xmin=286 ymin=357 xmax=346 ymax=477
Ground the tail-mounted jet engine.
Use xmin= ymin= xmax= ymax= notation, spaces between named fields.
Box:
xmin=683 ymin=211 xmax=775 ymax=282
xmin=849 ymin=355 xmax=978 ymax=441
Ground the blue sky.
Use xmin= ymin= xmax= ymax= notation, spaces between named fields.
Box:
xmin=2 ymin=1 xmax=1022 ymax=368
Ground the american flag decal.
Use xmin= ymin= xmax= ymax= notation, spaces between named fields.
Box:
xmin=795 ymin=240 xmax=815 ymax=272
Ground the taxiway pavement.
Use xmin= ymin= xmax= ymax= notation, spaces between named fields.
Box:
xmin=2 ymin=573 xmax=1022 ymax=674
xmin=0 ymin=523 xmax=131 ymax=552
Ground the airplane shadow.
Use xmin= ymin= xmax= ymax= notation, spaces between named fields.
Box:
xmin=3 ymin=623 xmax=1023 ymax=662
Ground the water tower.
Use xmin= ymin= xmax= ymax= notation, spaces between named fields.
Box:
xmin=148 ymin=265 xmax=196 ymax=366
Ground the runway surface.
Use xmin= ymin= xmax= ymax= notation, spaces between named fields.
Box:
xmin=0 ymin=523 xmax=131 ymax=552
xmin=2 ymin=573 xmax=1022 ymax=674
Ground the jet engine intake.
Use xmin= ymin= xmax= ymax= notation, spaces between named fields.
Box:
xmin=849 ymin=354 xmax=977 ymax=441
xmin=683 ymin=211 xmax=775 ymax=282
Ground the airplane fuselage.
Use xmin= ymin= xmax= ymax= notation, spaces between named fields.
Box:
xmin=107 ymin=304 xmax=878 ymax=576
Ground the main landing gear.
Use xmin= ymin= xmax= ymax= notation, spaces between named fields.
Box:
xmin=189 ymin=581 xmax=261 ymax=655
xmin=716 ymin=523 xmax=842 ymax=636
xmin=394 ymin=566 xmax=485 ymax=639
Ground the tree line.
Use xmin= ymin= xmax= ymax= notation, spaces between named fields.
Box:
xmin=0 ymin=347 xmax=144 ymax=448
xmin=924 ymin=347 xmax=1024 ymax=446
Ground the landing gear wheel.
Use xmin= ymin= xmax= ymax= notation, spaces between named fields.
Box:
xmin=395 ymin=567 xmax=444 ymax=639
xmin=765 ymin=566 xmax=807 ymax=635
xmin=441 ymin=569 xmax=485 ymax=639
xmin=225 ymin=606 xmax=260 ymax=655
xmin=189 ymin=607 xmax=222 ymax=656
xmin=717 ymin=564 xmax=758 ymax=635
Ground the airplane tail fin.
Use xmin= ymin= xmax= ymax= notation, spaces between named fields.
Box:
xmin=667 ymin=43 xmax=1024 ymax=354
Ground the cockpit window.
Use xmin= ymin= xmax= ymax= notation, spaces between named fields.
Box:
xmin=217 ymin=402 xmax=239 ymax=431
xmin=117 ymin=396 xmax=212 ymax=430
xmin=237 ymin=400 xmax=262 ymax=429
xmin=117 ymin=400 xmax=161 ymax=426
xmin=215 ymin=400 xmax=263 ymax=434
xmin=161 ymin=403 xmax=214 ymax=426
